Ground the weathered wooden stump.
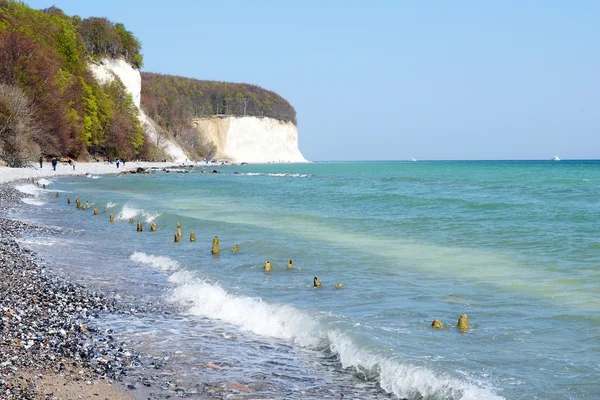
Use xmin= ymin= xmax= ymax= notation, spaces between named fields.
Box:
xmin=211 ymin=236 xmax=220 ymax=254
xmin=457 ymin=314 xmax=470 ymax=331
xmin=432 ymin=319 xmax=444 ymax=330
xmin=313 ymin=277 xmax=322 ymax=287
xmin=264 ymin=260 xmax=272 ymax=272
xmin=190 ymin=232 xmax=196 ymax=242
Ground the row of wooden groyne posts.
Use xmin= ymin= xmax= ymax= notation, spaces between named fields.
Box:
xmin=33 ymin=177 xmax=472 ymax=332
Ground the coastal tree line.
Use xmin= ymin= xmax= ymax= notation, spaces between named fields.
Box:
xmin=140 ymin=72 xmax=297 ymax=139
xmin=0 ymin=0 xmax=147 ymax=166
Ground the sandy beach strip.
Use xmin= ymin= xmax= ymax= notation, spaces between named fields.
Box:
xmin=0 ymin=163 xmax=220 ymax=399
xmin=0 ymin=160 xmax=193 ymax=185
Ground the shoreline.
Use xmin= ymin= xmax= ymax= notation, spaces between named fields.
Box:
xmin=0 ymin=185 xmax=137 ymax=399
xmin=0 ymin=161 xmax=196 ymax=185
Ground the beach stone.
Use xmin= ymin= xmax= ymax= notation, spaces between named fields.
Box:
xmin=432 ymin=319 xmax=444 ymax=329
xmin=227 ymin=383 xmax=252 ymax=393
xmin=313 ymin=277 xmax=322 ymax=287
xmin=458 ymin=314 xmax=470 ymax=331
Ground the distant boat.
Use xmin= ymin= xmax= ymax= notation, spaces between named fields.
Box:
xmin=409 ymin=158 xmax=417 ymax=162
xmin=551 ymin=156 xmax=561 ymax=161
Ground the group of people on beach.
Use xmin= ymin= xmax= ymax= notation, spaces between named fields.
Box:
xmin=105 ymin=157 xmax=125 ymax=168
xmin=39 ymin=155 xmax=76 ymax=171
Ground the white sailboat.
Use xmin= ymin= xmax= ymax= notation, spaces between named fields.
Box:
xmin=551 ymin=156 xmax=561 ymax=161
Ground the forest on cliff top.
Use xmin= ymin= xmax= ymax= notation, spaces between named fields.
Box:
xmin=0 ymin=0 xmax=296 ymax=166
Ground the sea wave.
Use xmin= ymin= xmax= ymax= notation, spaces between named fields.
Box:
xmin=130 ymin=252 xmax=181 ymax=271
xmin=130 ymin=251 xmax=505 ymax=400
xmin=117 ymin=204 xmax=161 ymax=223
xmin=15 ymin=183 xmax=42 ymax=196
xmin=243 ymin=172 xmax=311 ymax=178
xmin=21 ymin=198 xmax=47 ymax=206
xmin=37 ymin=178 xmax=53 ymax=186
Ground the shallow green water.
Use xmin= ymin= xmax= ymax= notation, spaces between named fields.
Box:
xmin=16 ymin=160 xmax=600 ymax=399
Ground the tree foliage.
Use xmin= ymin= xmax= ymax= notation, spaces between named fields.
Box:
xmin=79 ymin=17 xmax=143 ymax=69
xmin=0 ymin=0 xmax=145 ymax=164
xmin=141 ymin=73 xmax=297 ymax=133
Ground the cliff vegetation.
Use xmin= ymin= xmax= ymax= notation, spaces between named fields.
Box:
xmin=0 ymin=0 xmax=146 ymax=165
xmin=141 ymin=73 xmax=297 ymax=147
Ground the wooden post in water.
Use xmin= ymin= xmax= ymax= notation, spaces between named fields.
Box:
xmin=432 ymin=319 xmax=444 ymax=330
xmin=211 ymin=236 xmax=220 ymax=254
xmin=190 ymin=232 xmax=196 ymax=242
xmin=93 ymin=209 xmax=98 ymax=215
xmin=286 ymin=259 xmax=293 ymax=269
xmin=137 ymin=221 xmax=143 ymax=232
xmin=55 ymin=192 xmax=59 ymax=198
xmin=43 ymin=184 xmax=46 ymax=189
xmin=150 ymin=223 xmax=157 ymax=231
xmin=264 ymin=260 xmax=272 ymax=272
xmin=109 ymin=213 xmax=114 ymax=222
xmin=457 ymin=314 xmax=470 ymax=331
xmin=129 ymin=217 xmax=134 ymax=224
xmin=177 ymin=222 xmax=182 ymax=239
xmin=174 ymin=234 xmax=180 ymax=243
xmin=82 ymin=204 xmax=87 ymax=210
xmin=67 ymin=197 xmax=71 ymax=204
xmin=231 ymin=244 xmax=239 ymax=252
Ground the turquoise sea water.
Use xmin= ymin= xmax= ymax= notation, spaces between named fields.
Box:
xmin=12 ymin=160 xmax=600 ymax=399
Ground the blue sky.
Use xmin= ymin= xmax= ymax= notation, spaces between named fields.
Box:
xmin=26 ymin=1 xmax=600 ymax=160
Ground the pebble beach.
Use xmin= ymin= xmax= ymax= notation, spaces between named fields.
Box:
xmin=0 ymin=162 xmax=221 ymax=399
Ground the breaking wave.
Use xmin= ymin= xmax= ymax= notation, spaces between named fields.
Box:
xmin=129 ymin=252 xmax=505 ymax=400
xmin=242 ymin=172 xmax=311 ymax=178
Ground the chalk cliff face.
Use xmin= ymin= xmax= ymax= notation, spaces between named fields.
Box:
xmin=89 ymin=58 xmax=306 ymax=163
xmin=192 ymin=116 xmax=307 ymax=163
xmin=89 ymin=58 xmax=188 ymax=162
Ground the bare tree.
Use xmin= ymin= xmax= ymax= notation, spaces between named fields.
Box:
xmin=0 ymin=84 xmax=40 ymax=167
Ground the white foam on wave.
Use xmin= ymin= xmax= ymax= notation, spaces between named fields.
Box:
xmin=130 ymin=252 xmax=181 ymax=271
xmin=106 ymin=202 xmax=117 ymax=209
xmin=242 ymin=172 xmax=311 ymax=178
xmin=118 ymin=204 xmax=160 ymax=223
xmin=37 ymin=178 xmax=53 ymax=186
xmin=15 ymin=183 xmax=48 ymax=206
xmin=131 ymin=251 xmax=505 ymax=400
xmin=327 ymin=330 xmax=504 ymax=400
xmin=15 ymin=183 xmax=41 ymax=196
xmin=21 ymin=198 xmax=47 ymax=206
xmin=118 ymin=204 xmax=139 ymax=220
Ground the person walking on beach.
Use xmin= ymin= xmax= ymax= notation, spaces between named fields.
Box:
xmin=116 ymin=158 xmax=120 ymax=168
xmin=51 ymin=157 xmax=57 ymax=171
xmin=39 ymin=155 xmax=43 ymax=169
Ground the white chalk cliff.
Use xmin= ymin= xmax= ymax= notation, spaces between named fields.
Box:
xmin=193 ymin=116 xmax=307 ymax=163
xmin=89 ymin=58 xmax=306 ymax=163
xmin=89 ymin=58 xmax=188 ymax=162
